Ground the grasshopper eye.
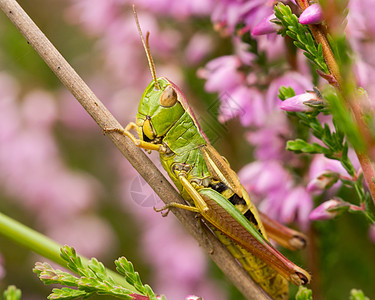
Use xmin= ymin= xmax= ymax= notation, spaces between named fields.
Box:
xmin=160 ymin=85 xmax=177 ymax=107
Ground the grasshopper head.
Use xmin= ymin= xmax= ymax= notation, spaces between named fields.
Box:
xmin=135 ymin=77 xmax=185 ymax=143
xmin=132 ymin=9 xmax=187 ymax=144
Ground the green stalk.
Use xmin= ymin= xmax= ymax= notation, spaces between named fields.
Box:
xmin=0 ymin=212 xmax=135 ymax=292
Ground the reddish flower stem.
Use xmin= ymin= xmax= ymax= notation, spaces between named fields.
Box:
xmin=296 ymin=0 xmax=375 ymax=206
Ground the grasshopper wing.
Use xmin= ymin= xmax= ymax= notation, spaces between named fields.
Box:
xmin=198 ymin=188 xmax=311 ymax=286
xmin=201 ymin=144 xmax=244 ymax=198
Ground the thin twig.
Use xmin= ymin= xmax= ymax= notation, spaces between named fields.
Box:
xmin=296 ymin=0 xmax=375 ymax=206
xmin=0 ymin=1 xmax=270 ymax=299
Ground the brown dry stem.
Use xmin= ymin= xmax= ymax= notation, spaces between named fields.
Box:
xmin=0 ymin=0 xmax=271 ymax=299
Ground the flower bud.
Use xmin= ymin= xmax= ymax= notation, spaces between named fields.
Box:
xmin=299 ymin=4 xmax=323 ymax=25
xmin=309 ymin=199 xmax=348 ymax=221
xmin=307 ymin=171 xmax=340 ymax=194
xmin=280 ymin=90 xmax=323 ymax=113
xmin=251 ymin=14 xmax=282 ymax=36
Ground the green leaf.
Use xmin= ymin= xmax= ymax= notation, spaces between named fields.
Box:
xmin=275 ymin=3 xmax=329 ymax=73
xmin=349 ymin=289 xmax=370 ymax=300
xmin=60 ymin=246 xmax=86 ymax=276
xmin=144 ymin=285 xmax=159 ymax=300
xmin=306 ymin=44 xmax=317 ymax=56
xmin=295 ymin=286 xmax=313 ymax=300
xmin=303 ymin=52 xmax=315 ymax=63
xmin=287 ymin=30 xmax=297 ymax=40
xmin=115 ymin=257 xmax=154 ymax=296
xmin=3 ymin=286 xmax=22 ymax=300
xmin=278 ymin=86 xmax=295 ymax=101
xmin=48 ymin=288 xmax=87 ymax=300
xmin=34 ymin=262 xmax=79 ymax=287
xmin=317 ymin=43 xmax=323 ymax=57
xmin=294 ymin=41 xmax=306 ymax=51
xmin=35 ymin=246 xmax=157 ymax=300
xmin=286 ymin=139 xmax=331 ymax=155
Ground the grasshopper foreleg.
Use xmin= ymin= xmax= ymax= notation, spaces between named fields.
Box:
xmin=104 ymin=122 xmax=166 ymax=153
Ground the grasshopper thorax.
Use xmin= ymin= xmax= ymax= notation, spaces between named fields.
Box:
xmin=135 ymin=77 xmax=185 ymax=143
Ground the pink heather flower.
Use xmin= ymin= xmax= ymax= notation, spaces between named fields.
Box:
xmin=251 ymin=14 xmax=282 ymax=36
xmin=218 ymin=86 xmax=266 ymax=126
xmin=0 ymin=73 xmax=117 ymax=263
xmin=203 ymin=65 xmax=312 ymax=129
xmin=184 ymin=33 xmax=214 ymax=65
xmin=347 ymin=0 xmax=375 ymax=100
xmin=22 ymin=90 xmax=58 ymax=128
xmin=347 ymin=0 xmax=375 ymax=94
xmin=347 ymin=0 xmax=375 ymax=41
xmin=0 ymin=82 xmax=106 ymax=233
xmin=256 ymin=33 xmax=285 ymax=61
xmin=239 ymin=161 xmax=313 ymax=229
xmin=298 ymin=3 xmax=323 ymax=25
xmin=234 ymin=37 xmax=257 ymax=66
xmin=238 ymin=161 xmax=293 ymax=196
xmin=309 ymin=199 xmax=346 ymax=221
xmin=280 ymin=186 xmax=312 ymax=230
xmin=246 ymin=113 xmax=291 ymax=160
xmin=280 ymin=91 xmax=321 ymax=112
xmin=136 ymin=0 xmax=214 ymax=18
xmin=198 ymin=55 xmax=244 ymax=93
xmin=307 ymin=154 xmax=351 ymax=195
xmin=65 ymin=0 xmax=122 ymax=36
xmin=212 ymin=0 xmax=273 ymax=35
xmin=99 ymin=14 xmax=179 ymax=87
xmin=353 ymin=58 xmax=375 ymax=95
xmin=264 ymin=74 xmax=308 ymax=114
xmin=65 ymin=1 xmax=182 ymax=89
xmin=266 ymin=72 xmax=313 ymax=112
xmin=307 ymin=171 xmax=340 ymax=194
xmin=59 ymin=89 xmax=99 ymax=131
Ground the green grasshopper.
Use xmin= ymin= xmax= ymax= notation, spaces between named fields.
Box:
xmin=109 ymin=8 xmax=311 ymax=300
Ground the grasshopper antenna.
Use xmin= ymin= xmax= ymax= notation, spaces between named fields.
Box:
xmin=132 ymin=5 xmax=160 ymax=90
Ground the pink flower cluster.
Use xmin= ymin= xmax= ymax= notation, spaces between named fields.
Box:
xmin=0 ymin=72 xmax=115 ymax=258
xmin=0 ymin=73 xmax=117 ymax=256
xmin=211 ymin=0 xmax=274 ymax=35
xmin=199 ymin=36 xmax=314 ymax=229
xmin=199 ymin=0 xmax=371 ymax=231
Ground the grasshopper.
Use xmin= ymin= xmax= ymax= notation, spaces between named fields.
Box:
xmin=109 ymin=7 xmax=311 ymax=300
